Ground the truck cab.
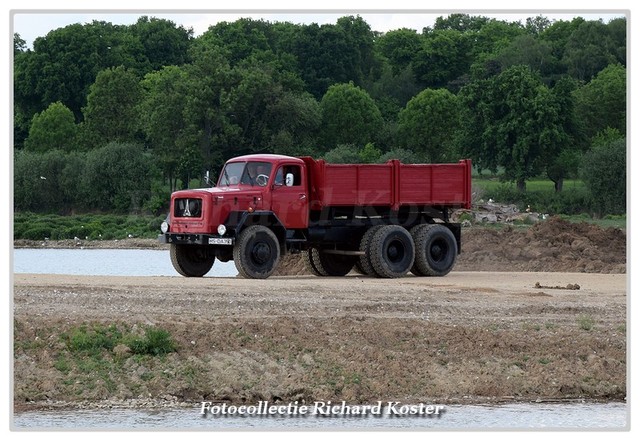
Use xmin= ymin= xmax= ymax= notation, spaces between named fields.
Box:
xmin=160 ymin=154 xmax=309 ymax=278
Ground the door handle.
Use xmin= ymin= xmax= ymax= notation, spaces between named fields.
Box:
xmin=299 ymin=194 xmax=306 ymax=200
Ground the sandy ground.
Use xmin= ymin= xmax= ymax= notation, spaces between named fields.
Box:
xmin=13 ymin=270 xmax=627 ymax=409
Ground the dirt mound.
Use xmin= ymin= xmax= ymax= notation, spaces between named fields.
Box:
xmin=457 ymin=217 xmax=626 ymax=273
xmin=275 ymin=217 xmax=626 ymax=276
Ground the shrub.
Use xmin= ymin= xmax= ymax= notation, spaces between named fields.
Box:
xmin=65 ymin=324 xmax=123 ymax=354
xmin=124 ymin=327 xmax=177 ymax=356
xmin=63 ymin=323 xmax=176 ymax=356
xmin=21 ymin=226 xmax=52 ymax=240
xmin=580 ymin=138 xmax=626 ymax=216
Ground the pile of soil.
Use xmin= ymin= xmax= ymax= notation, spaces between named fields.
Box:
xmin=274 ymin=217 xmax=626 ymax=276
xmin=458 ymin=217 xmax=626 ymax=274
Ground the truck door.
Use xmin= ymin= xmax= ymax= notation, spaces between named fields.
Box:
xmin=270 ymin=164 xmax=308 ymax=229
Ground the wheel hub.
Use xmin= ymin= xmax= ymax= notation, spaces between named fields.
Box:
xmin=252 ymin=242 xmax=271 ymax=265
xmin=387 ymin=240 xmax=404 ymax=263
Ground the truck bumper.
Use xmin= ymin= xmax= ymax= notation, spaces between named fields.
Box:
xmin=158 ymin=233 xmax=234 ymax=246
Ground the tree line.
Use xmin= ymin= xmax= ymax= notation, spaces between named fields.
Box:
xmin=13 ymin=14 xmax=626 ymax=215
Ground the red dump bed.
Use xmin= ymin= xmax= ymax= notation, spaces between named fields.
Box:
xmin=300 ymin=157 xmax=472 ymax=211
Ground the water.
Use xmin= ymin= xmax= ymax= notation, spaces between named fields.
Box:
xmin=12 ymin=402 xmax=627 ymax=430
xmin=12 ymin=248 xmax=238 ymax=277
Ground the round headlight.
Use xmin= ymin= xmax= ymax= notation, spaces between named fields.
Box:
xmin=217 ymin=224 xmax=227 ymax=236
xmin=160 ymin=221 xmax=169 ymax=234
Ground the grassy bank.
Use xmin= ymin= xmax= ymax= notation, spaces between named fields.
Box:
xmin=14 ymin=316 xmax=626 ymax=407
xmin=13 ymin=212 xmax=165 ymax=241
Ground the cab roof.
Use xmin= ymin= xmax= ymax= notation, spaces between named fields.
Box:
xmin=226 ymin=154 xmax=304 ymax=164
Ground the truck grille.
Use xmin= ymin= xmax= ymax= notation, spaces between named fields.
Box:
xmin=174 ymin=198 xmax=202 ymax=218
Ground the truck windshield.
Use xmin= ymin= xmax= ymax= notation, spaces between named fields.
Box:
xmin=218 ymin=161 xmax=273 ymax=187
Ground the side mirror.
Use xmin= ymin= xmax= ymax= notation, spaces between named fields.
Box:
xmin=285 ymin=173 xmax=294 ymax=187
xmin=205 ymin=170 xmax=215 ymax=187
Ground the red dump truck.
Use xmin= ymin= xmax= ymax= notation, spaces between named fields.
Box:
xmin=159 ymin=154 xmax=472 ymax=279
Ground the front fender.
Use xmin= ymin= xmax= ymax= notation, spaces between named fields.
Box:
xmin=232 ymin=211 xmax=287 ymax=246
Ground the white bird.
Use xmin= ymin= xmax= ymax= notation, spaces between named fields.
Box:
xmin=40 ymin=176 xmax=46 ymax=180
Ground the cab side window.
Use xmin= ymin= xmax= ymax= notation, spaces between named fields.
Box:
xmin=276 ymin=165 xmax=302 ymax=186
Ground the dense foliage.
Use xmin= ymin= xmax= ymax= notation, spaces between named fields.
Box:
xmin=13 ymin=14 xmax=626 ymax=217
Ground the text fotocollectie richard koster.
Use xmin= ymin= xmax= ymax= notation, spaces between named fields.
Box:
xmin=200 ymin=400 xmax=445 ymax=417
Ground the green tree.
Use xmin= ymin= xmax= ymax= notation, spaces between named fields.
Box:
xmin=197 ymin=18 xmax=272 ymax=65
xmin=397 ymin=88 xmax=460 ymax=162
xmin=293 ymin=16 xmax=376 ymax=98
xmin=81 ymin=142 xmax=153 ymax=212
xmin=82 ymin=66 xmax=142 ymax=146
xmin=432 ymin=14 xmax=491 ymax=32
xmin=470 ymin=19 xmax=526 ymax=60
xmin=539 ymin=17 xmax=584 ymax=62
xmin=607 ymin=17 xmax=627 ymax=66
xmin=14 ymin=149 xmax=84 ymax=213
xmin=322 ymin=144 xmax=362 ymax=164
xmin=413 ymin=29 xmax=473 ymax=89
xmin=319 ymin=82 xmax=383 ymax=149
xmin=580 ymin=138 xmax=626 ymax=216
xmin=573 ymin=63 xmax=626 ymax=139
xmin=525 ymin=16 xmax=552 ymax=35
xmin=24 ymin=102 xmax=77 ymax=152
xmin=264 ymin=91 xmax=321 ymax=156
xmin=458 ymin=65 xmax=565 ymax=191
xmin=562 ymin=20 xmax=619 ymax=81
xmin=376 ymin=28 xmax=422 ymax=75
xmin=225 ymin=56 xmax=286 ymax=153
xmin=139 ymin=65 xmax=189 ymax=191
xmin=13 ymin=18 xmax=193 ymax=146
xmin=359 ymin=143 xmax=382 ymax=163
xmin=495 ymin=34 xmax=558 ymax=80
xmin=130 ymin=16 xmax=193 ymax=70
xmin=14 ymin=33 xmax=26 ymax=55
xmin=378 ymin=148 xmax=420 ymax=163
xmin=15 ymin=22 xmax=133 ymax=120
xmin=545 ymin=76 xmax=587 ymax=192
xmin=179 ymin=45 xmax=234 ymax=173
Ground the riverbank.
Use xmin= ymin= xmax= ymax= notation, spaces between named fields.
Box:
xmin=14 ymin=272 xmax=627 ymax=411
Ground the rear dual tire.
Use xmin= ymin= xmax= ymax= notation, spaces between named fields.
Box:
xmin=410 ymin=224 xmax=458 ymax=277
xmin=368 ymin=225 xmax=415 ymax=278
xmin=355 ymin=224 xmax=458 ymax=278
xmin=303 ymin=248 xmax=357 ymax=276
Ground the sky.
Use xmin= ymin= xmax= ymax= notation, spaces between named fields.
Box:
xmin=11 ymin=10 xmax=628 ymax=50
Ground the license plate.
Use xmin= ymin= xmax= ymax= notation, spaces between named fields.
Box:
xmin=209 ymin=237 xmax=233 ymax=245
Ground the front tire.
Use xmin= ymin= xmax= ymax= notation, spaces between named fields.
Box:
xmin=233 ymin=226 xmax=281 ymax=279
xmin=170 ymin=244 xmax=215 ymax=277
